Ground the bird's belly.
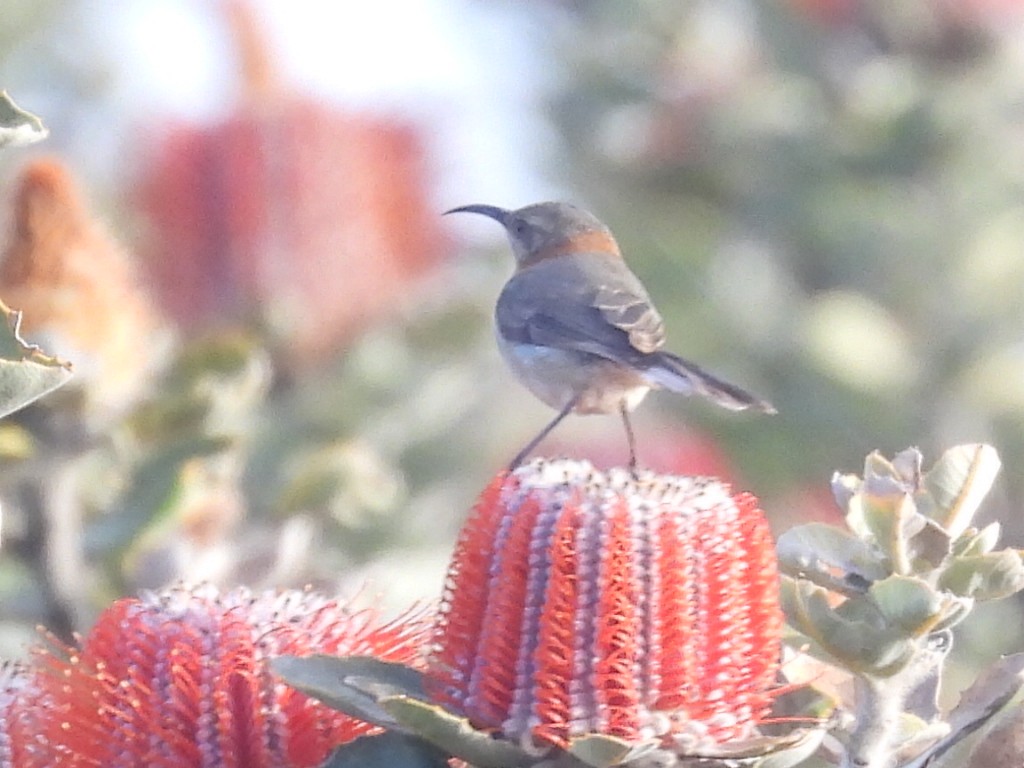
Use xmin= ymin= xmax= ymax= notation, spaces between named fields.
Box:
xmin=497 ymin=336 xmax=650 ymax=414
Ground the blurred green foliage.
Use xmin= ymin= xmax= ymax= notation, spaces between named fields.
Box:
xmin=0 ymin=0 xmax=1022 ymax=694
xmin=542 ymin=0 xmax=1024 ymax=516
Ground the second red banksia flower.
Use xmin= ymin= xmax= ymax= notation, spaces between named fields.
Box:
xmin=429 ymin=459 xmax=785 ymax=754
xmin=5 ymin=584 xmax=431 ymax=768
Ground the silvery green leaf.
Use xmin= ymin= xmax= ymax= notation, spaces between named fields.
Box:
xmin=902 ymin=654 xmax=1024 ymax=768
xmin=923 ymin=444 xmax=1000 ymax=539
xmin=864 ymin=450 xmax=900 ymax=484
xmin=906 ymin=518 xmax=953 ymax=570
xmin=832 ymin=471 xmax=861 ymax=514
xmin=381 ymin=695 xmax=535 ymax=768
xmin=320 ymin=732 xmax=450 ymax=768
xmin=0 ymin=91 xmax=47 ymax=148
xmin=937 ymin=551 xmax=1024 ymax=601
xmin=892 ymin=448 xmax=923 ymax=486
xmin=953 ymin=523 xmax=1002 ymax=557
xmin=777 ymin=522 xmax=887 ymax=590
xmin=681 ymin=727 xmax=827 ymax=767
xmin=0 ymin=301 xmax=72 ymax=418
xmin=783 ymin=580 xmax=912 ymax=675
xmin=860 ymin=492 xmax=924 ymax=575
xmin=870 ymin=575 xmax=944 ymax=636
xmin=568 ymin=733 xmax=660 ymax=767
xmin=271 ymin=655 xmax=425 ymax=731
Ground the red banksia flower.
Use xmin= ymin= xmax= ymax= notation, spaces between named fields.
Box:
xmin=7 ymin=584 xmax=430 ymax=768
xmin=429 ymin=459 xmax=784 ymax=754
xmin=137 ymin=1 xmax=445 ymax=364
xmin=0 ymin=664 xmax=30 ymax=767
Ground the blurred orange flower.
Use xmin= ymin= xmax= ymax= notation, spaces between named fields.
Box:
xmin=0 ymin=158 xmax=166 ymax=418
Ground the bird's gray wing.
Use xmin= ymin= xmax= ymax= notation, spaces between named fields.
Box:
xmin=495 ymin=253 xmax=666 ymax=359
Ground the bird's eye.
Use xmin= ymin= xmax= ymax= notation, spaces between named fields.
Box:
xmin=512 ymin=220 xmax=528 ymax=236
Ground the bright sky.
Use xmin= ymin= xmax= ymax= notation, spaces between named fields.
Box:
xmin=75 ymin=0 xmax=563 ymax=214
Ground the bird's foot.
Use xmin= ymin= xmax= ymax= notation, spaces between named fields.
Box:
xmin=628 ymin=456 xmax=641 ymax=480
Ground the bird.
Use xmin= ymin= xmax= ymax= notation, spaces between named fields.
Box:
xmin=445 ymin=201 xmax=775 ymax=471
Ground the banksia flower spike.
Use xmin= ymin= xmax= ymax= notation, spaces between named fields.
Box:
xmin=429 ymin=459 xmax=785 ymax=756
xmin=274 ymin=460 xmax=823 ymax=767
xmin=137 ymin=1 xmax=445 ymax=364
xmin=5 ymin=584 xmax=430 ymax=768
xmin=0 ymin=663 xmax=30 ymax=767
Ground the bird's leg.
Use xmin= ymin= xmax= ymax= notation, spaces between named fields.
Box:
xmin=509 ymin=394 xmax=581 ymax=470
xmin=620 ymin=401 xmax=638 ymax=476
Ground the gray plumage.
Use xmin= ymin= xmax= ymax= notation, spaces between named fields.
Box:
xmin=445 ymin=200 xmax=774 ymax=469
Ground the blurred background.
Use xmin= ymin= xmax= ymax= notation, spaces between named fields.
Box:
xmin=1 ymin=0 xmax=1023 ymax=691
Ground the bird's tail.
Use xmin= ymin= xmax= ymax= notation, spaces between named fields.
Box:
xmin=643 ymin=351 xmax=776 ymax=413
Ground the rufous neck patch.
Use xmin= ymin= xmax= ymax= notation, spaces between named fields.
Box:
xmin=522 ymin=228 xmax=621 ymax=268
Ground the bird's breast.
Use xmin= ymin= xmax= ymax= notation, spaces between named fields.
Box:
xmin=495 ymin=331 xmax=650 ymax=414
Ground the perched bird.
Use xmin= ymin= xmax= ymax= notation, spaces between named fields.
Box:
xmin=445 ymin=201 xmax=775 ymax=470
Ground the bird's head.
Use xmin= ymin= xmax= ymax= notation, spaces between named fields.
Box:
xmin=444 ymin=201 xmax=620 ymax=269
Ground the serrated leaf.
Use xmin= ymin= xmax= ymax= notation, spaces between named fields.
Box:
xmin=0 ymin=92 xmax=47 ymax=149
xmin=938 ymin=551 xmax=1024 ymax=600
xmin=271 ymin=655 xmax=425 ymax=732
xmin=320 ymin=732 xmax=450 ymax=768
xmin=923 ymin=444 xmax=1000 ymax=539
xmin=381 ymin=695 xmax=535 ymax=768
xmin=871 ymin=575 xmax=944 ymax=636
xmin=0 ymin=302 xmax=72 ymax=418
xmin=566 ymin=733 xmax=660 ymax=768
xmin=776 ymin=522 xmax=887 ymax=589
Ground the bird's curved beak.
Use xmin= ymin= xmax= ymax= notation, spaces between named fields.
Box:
xmin=443 ymin=204 xmax=509 ymax=225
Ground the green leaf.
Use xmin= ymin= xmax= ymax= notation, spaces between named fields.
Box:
xmin=905 ymin=518 xmax=952 ymax=570
xmin=891 ymin=448 xmax=924 ymax=486
xmin=567 ymin=733 xmax=660 ymax=767
xmin=685 ymin=727 xmax=827 ymax=768
xmin=864 ymin=450 xmax=901 ymax=484
xmin=954 ymin=522 xmax=1002 ymax=557
xmin=381 ymin=695 xmax=535 ymax=768
xmin=938 ymin=551 xmax=1024 ymax=601
xmin=0 ymin=302 xmax=72 ymax=418
xmin=870 ymin=575 xmax=955 ymax=636
xmin=831 ymin=471 xmax=861 ymax=519
xmin=861 ymin=491 xmax=923 ymax=575
xmin=782 ymin=579 xmax=913 ymax=675
xmin=84 ymin=436 xmax=232 ymax=554
xmin=0 ymin=91 xmax=47 ymax=149
xmin=321 ymin=732 xmax=450 ymax=768
xmin=271 ymin=655 xmax=426 ymax=732
xmin=901 ymin=654 xmax=1024 ymax=768
xmin=923 ymin=444 xmax=1001 ymax=539
xmin=777 ymin=522 xmax=888 ymax=588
